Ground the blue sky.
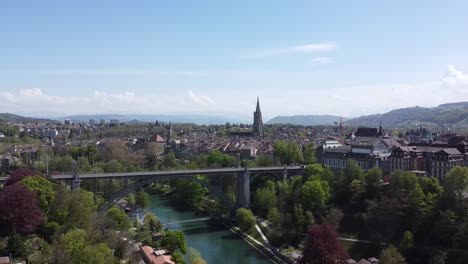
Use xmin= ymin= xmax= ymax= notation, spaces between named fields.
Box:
xmin=1 ymin=0 xmax=468 ymax=119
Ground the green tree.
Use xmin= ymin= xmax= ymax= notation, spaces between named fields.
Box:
xmin=399 ymin=231 xmax=414 ymax=252
xmin=273 ymin=141 xmax=304 ymax=165
xmin=135 ymin=190 xmax=150 ymax=209
xmin=293 ymin=204 xmax=307 ymax=235
xmin=236 ymin=208 xmax=256 ymax=232
xmin=444 ymin=166 xmax=468 ymax=214
xmin=253 ymin=186 xmax=276 ymax=217
xmin=62 ymin=228 xmax=88 ymax=263
xmin=255 ymin=155 xmax=274 ymax=167
xmin=366 ymin=167 xmax=383 ymax=186
xmin=127 ymin=193 xmax=136 ymax=205
xmin=144 ymin=212 xmax=163 ymax=232
xmin=379 ymin=246 xmax=406 ymax=264
xmin=188 ymin=247 xmax=207 ymax=264
xmin=106 ymin=207 xmax=131 ymax=230
xmin=267 ymin=207 xmax=281 ymax=231
xmin=104 ymin=159 xmax=125 ymax=173
xmin=171 ymin=250 xmax=185 ymax=264
xmin=7 ymin=232 xmax=26 ymax=258
xmin=82 ymin=243 xmax=114 ymax=264
xmin=161 ymin=230 xmax=187 ymax=254
xmin=21 ymin=175 xmax=56 ymax=212
xmin=303 ymin=143 xmax=317 ymax=164
xmin=163 ymin=151 xmax=178 ymax=168
xmin=301 ymin=180 xmax=330 ymax=211
xmin=174 ymin=180 xmax=206 ymax=208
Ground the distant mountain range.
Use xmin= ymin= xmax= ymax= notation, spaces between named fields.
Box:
xmin=0 ymin=113 xmax=58 ymax=123
xmin=4 ymin=101 xmax=468 ymax=127
xmin=266 ymin=102 xmax=468 ymax=128
xmin=346 ymin=102 xmax=468 ymax=127
xmin=266 ymin=115 xmax=344 ymax=126
xmin=62 ymin=114 xmax=250 ymax=125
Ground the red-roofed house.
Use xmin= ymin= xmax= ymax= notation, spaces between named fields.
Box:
xmin=140 ymin=245 xmax=175 ymax=264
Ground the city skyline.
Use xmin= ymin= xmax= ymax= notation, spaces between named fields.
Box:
xmin=1 ymin=1 xmax=468 ymax=117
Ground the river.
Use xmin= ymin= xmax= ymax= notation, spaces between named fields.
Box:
xmin=147 ymin=195 xmax=272 ymax=264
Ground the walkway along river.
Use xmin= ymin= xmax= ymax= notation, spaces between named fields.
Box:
xmin=147 ymin=195 xmax=272 ymax=264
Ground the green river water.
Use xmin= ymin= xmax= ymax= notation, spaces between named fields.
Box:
xmin=147 ymin=195 xmax=272 ymax=264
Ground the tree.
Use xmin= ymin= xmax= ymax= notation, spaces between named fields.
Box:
xmin=21 ymin=175 xmax=56 ymax=212
xmin=399 ymin=231 xmax=414 ymax=252
xmin=379 ymin=246 xmax=406 ymax=264
xmin=236 ymin=208 xmax=256 ymax=232
xmin=324 ymin=208 xmax=343 ymax=229
xmin=5 ymin=168 xmax=37 ymax=185
xmin=293 ymin=204 xmax=307 ymax=235
xmin=62 ymin=228 xmax=88 ymax=263
xmin=161 ymin=230 xmax=187 ymax=254
xmin=273 ymin=141 xmax=304 ymax=165
xmin=253 ymin=186 xmax=276 ymax=217
xmin=303 ymin=143 xmax=317 ymax=164
xmin=301 ymin=180 xmax=330 ymax=211
xmin=171 ymin=250 xmax=185 ymax=264
xmin=103 ymin=159 xmax=125 ymax=173
xmin=366 ymin=167 xmax=383 ymax=186
xmin=174 ymin=180 xmax=206 ymax=208
xmin=163 ymin=150 xmax=178 ymax=168
xmin=188 ymin=248 xmax=207 ymax=264
xmin=135 ymin=190 xmax=150 ymax=209
xmin=444 ymin=166 xmax=468 ymax=214
xmin=267 ymin=207 xmax=281 ymax=231
xmin=6 ymin=232 xmax=26 ymax=258
xmin=0 ymin=183 xmax=44 ymax=234
xmin=300 ymin=224 xmax=347 ymax=264
xmin=82 ymin=243 xmax=114 ymax=264
xmin=106 ymin=207 xmax=131 ymax=230
xmin=342 ymin=160 xmax=364 ymax=185
xmin=255 ymin=155 xmax=274 ymax=167
xmin=144 ymin=212 xmax=163 ymax=232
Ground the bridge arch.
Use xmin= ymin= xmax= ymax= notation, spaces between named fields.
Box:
xmin=98 ymin=175 xmax=235 ymax=212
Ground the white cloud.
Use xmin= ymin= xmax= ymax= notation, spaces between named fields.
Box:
xmin=441 ymin=65 xmax=468 ymax=91
xmin=1 ymin=65 xmax=468 ymax=119
xmin=243 ymin=42 xmax=338 ymax=58
xmin=0 ymin=89 xmax=217 ymax=116
xmin=186 ymin=90 xmax=215 ymax=106
xmin=311 ymin=57 xmax=334 ymax=64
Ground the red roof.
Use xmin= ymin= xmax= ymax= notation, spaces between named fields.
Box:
xmin=140 ymin=245 xmax=175 ymax=264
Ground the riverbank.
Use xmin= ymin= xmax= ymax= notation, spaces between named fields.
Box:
xmin=147 ymin=194 xmax=272 ymax=263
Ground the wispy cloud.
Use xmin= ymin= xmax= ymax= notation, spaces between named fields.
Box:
xmin=243 ymin=42 xmax=338 ymax=58
xmin=186 ymin=90 xmax=215 ymax=106
xmin=311 ymin=57 xmax=334 ymax=64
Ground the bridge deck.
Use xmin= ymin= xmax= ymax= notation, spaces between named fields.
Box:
xmin=0 ymin=166 xmax=303 ymax=182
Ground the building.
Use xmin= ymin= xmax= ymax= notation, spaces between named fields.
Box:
xmin=140 ymin=245 xmax=175 ymax=264
xmin=253 ymin=97 xmax=263 ymax=138
xmin=389 ymin=137 xmax=468 ymax=180
xmin=320 ymin=126 xmax=400 ymax=174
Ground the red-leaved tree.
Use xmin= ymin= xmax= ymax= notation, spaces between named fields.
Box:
xmin=0 ymin=183 xmax=44 ymax=234
xmin=5 ymin=168 xmax=38 ymax=186
xmin=300 ymin=224 xmax=348 ymax=264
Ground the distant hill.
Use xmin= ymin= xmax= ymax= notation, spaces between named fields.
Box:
xmin=0 ymin=113 xmax=57 ymax=123
xmin=347 ymin=102 xmax=468 ymax=127
xmin=267 ymin=115 xmax=344 ymax=126
xmin=63 ymin=114 xmax=250 ymax=125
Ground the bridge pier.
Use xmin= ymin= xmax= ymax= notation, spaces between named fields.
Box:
xmin=236 ymin=168 xmax=250 ymax=208
xmin=282 ymin=167 xmax=288 ymax=181
xmin=71 ymin=161 xmax=81 ymax=191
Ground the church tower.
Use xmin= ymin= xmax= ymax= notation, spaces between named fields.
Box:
xmin=253 ymin=97 xmax=263 ymax=138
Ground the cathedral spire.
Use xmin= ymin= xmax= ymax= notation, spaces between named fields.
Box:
xmin=256 ymin=96 xmax=261 ymax=112
xmin=253 ymin=96 xmax=263 ymax=139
